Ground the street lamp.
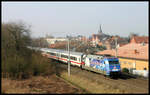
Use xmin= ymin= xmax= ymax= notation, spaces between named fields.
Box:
xmin=67 ymin=36 xmax=70 ymax=76
xmin=67 ymin=36 xmax=85 ymax=76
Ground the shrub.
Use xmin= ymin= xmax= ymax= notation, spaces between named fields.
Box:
xmin=122 ymin=68 xmax=129 ymax=74
xmin=31 ymin=51 xmax=56 ymax=76
xmin=2 ymin=49 xmax=56 ymax=79
xmin=2 ymin=22 xmax=56 ymax=79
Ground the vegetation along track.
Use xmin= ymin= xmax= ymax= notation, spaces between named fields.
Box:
xmin=52 ymin=60 xmax=148 ymax=93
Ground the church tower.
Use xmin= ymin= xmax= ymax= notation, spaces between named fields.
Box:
xmin=98 ymin=24 xmax=102 ymax=35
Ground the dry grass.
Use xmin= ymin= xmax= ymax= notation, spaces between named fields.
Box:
xmin=60 ymin=72 xmax=125 ymax=94
xmin=1 ymin=74 xmax=84 ymax=94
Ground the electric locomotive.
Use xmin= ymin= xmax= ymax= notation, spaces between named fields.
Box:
xmin=81 ymin=54 xmax=121 ymax=76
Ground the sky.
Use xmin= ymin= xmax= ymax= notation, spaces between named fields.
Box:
xmin=2 ymin=2 xmax=149 ymax=38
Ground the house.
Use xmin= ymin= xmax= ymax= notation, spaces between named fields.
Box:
xmin=96 ymin=43 xmax=149 ymax=71
xmin=46 ymin=38 xmax=67 ymax=44
xmin=130 ymin=36 xmax=149 ymax=44
xmin=101 ymin=36 xmax=129 ymax=50
xmin=91 ymin=34 xmax=100 ymax=46
xmin=49 ymin=41 xmax=67 ymax=49
xmin=77 ymin=35 xmax=87 ymax=42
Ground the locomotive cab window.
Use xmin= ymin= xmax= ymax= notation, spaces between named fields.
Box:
xmin=109 ymin=61 xmax=119 ymax=65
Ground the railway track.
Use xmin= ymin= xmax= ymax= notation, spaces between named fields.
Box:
xmin=53 ymin=61 xmax=148 ymax=93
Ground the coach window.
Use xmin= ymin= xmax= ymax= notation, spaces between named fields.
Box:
xmin=75 ymin=57 xmax=77 ymax=61
xmin=70 ymin=56 xmax=77 ymax=61
xmin=61 ymin=54 xmax=68 ymax=58
xmin=74 ymin=57 xmax=77 ymax=61
xmin=51 ymin=53 xmax=56 ymax=56
xmin=61 ymin=54 xmax=63 ymax=58
xmin=50 ymin=53 xmax=53 ymax=55
xmin=64 ymin=55 xmax=68 ymax=58
xmin=66 ymin=55 xmax=68 ymax=58
xmin=65 ymin=55 xmax=67 ymax=58
xmin=70 ymin=56 xmax=74 ymax=60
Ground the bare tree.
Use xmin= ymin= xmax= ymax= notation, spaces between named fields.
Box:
xmin=2 ymin=21 xmax=32 ymax=78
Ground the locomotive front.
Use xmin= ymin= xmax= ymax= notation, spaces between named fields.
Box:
xmin=104 ymin=57 xmax=121 ymax=77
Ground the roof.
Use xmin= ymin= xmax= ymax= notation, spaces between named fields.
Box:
xmin=43 ymin=48 xmax=84 ymax=56
xmin=105 ymin=36 xmax=128 ymax=44
xmin=131 ymin=36 xmax=149 ymax=43
xmin=96 ymin=43 xmax=149 ymax=60
xmin=59 ymin=49 xmax=84 ymax=56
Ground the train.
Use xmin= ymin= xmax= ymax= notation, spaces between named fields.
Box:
xmin=27 ymin=46 xmax=121 ymax=77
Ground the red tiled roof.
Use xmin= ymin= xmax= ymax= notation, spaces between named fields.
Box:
xmin=131 ymin=36 xmax=149 ymax=43
xmin=96 ymin=43 xmax=149 ymax=60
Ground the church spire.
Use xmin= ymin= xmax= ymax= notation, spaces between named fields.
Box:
xmin=98 ymin=24 xmax=102 ymax=34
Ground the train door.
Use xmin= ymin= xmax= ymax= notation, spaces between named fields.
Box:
xmin=57 ymin=52 xmax=61 ymax=61
xmin=84 ymin=57 xmax=91 ymax=67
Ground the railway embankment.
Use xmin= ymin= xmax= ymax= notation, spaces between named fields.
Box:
xmin=56 ymin=62 xmax=148 ymax=94
xmin=59 ymin=72 xmax=124 ymax=93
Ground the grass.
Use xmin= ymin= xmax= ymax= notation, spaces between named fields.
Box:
xmin=2 ymin=74 xmax=84 ymax=94
xmin=59 ymin=72 xmax=124 ymax=94
xmin=56 ymin=75 xmax=88 ymax=94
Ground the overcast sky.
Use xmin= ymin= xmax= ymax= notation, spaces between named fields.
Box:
xmin=2 ymin=2 xmax=148 ymax=38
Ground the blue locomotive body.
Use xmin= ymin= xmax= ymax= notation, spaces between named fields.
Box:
xmin=83 ymin=55 xmax=121 ymax=76
xmin=104 ymin=58 xmax=121 ymax=76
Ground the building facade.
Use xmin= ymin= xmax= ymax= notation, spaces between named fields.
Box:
xmin=96 ymin=43 xmax=149 ymax=71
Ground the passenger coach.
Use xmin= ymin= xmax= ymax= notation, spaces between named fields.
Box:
xmin=40 ymin=48 xmax=84 ymax=67
xmin=59 ymin=50 xmax=84 ymax=67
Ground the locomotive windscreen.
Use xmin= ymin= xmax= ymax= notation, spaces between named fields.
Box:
xmin=109 ymin=61 xmax=119 ymax=65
